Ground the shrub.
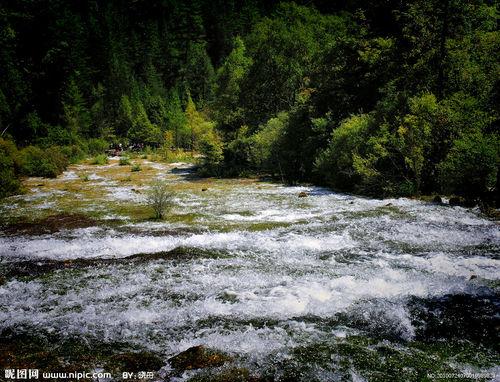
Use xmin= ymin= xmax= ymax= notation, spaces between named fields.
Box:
xmin=0 ymin=138 xmax=21 ymax=197
xmin=91 ymin=154 xmax=109 ymax=165
xmin=131 ymin=163 xmax=141 ymax=172
xmin=119 ymin=156 xmax=131 ymax=166
xmin=60 ymin=145 xmax=86 ymax=164
xmin=19 ymin=145 xmax=68 ymax=178
xmin=146 ymin=181 xmax=173 ymax=219
xmin=87 ymin=138 xmax=108 ymax=156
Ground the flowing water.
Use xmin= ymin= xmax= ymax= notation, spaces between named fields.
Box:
xmin=0 ymin=159 xmax=499 ymax=381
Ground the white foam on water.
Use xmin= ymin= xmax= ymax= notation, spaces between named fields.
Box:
xmin=0 ymin=176 xmax=498 ymax=375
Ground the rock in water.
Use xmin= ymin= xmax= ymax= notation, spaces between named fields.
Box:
xmin=202 ymin=188 xmax=208 ymax=191
xmin=298 ymin=191 xmax=308 ymax=198
xmin=168 ymin=345 xmax=230 ymax=372
xmin=432 ymin=195 xmax=443 ymax=204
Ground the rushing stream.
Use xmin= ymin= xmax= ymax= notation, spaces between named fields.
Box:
xmin=0 ymin=160 xmax=499 ymax=381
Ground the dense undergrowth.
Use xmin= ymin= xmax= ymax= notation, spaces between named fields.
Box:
xmin=0 ymin=1 xmax=498 ymax=205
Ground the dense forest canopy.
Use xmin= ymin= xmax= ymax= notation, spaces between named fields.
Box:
xmin=0 ymin=0 xmax=498 ymax=205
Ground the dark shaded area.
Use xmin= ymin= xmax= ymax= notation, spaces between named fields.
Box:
xmin=409 ymin=293 xmax=500 ymax=349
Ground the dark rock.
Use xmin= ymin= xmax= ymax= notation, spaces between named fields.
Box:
xmin=432 ymin=195 xmax=443 ymax=204
xmin=108 ymin=351 xmax=164 ymax=372
xmin=469 ymin=275 xmax=477 ymax=280
xmin=202 ymin=188 xmax=208 ymax=191
xmin=169 ymin=345 xmax=230 ymax=372
xmin=449 ymin=197 xmax=463 ymax=206
xmin=298 ymin=192 xmax=308 ymax=198
xmin=385 ymin=203 xmax=393 ymax=206
xmin=463 ymin=198 xmax=477 ymax=208
xmin=349 ymin=201 xmax=354 ymax=204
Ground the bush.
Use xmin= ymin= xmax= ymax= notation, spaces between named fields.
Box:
xmin=119 ymin=156 xmax=131 ymax=165
xmin=87 ymin=138 xmax=108 ymax=156
xmin=0 ymin=138 xmax=21 ymax=197
xmin=60 ymin=145 xmax=86 ymax=164
xmin=146 ymin=181 xmax=173 ymax=219
xmin=19 ymin=145 xmax=68 ymax=178
xmin=438 ymin=132 xmax=499 ymax=198
xmin=131 ymin=163 xmax=141 ymax=172
xmin=91 ymin=154 xmax=109 ymax=165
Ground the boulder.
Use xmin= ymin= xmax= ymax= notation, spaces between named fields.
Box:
xmin=298 ymin=191 xmax=308 ymax=198
xmin=202 ymin=188 xmax=208 ymax=191
xmin=432 ymin=195 xmax=443 ymax=204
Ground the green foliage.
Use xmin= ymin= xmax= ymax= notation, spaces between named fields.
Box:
xmin=119 ymin=156 xmax=131 ymax=166
xmin=251 ymin=112 xmax=288 ymax=175
xmin=395 ymin=93 xmax=437 ymax=193
xmin=165 ymin=88 xmax=188 ymax=148
xmin=91 ymin=154 xmax=109 ymax=166
xmin=60 ymin=145 xmax=86 ymax=164
xmin=128 ymin=100 xmax=163 ymax=147
xmin=0 ymin=138 xmax=21 ymax=197
xmin=86 ymin=138 xmax=108 ymax=156
xmin=184 ymin=95 xmax=216 ymax=151
xmin=131 ymin=163 xmax=141 ymax=172
xmin=19 ymin=146 xmax=68 ymax=178
xmin=241 ymin=3 xmax=349 ymax=125
xmin=198 ymin=132 xmax=224 ymax=176
xmin=62 ymin=78 xmax=91 ymax=137
xmin=315 ymin=114 xmax=375 ymax=192
xmin=213 ymin=37 xmax=253 ymax=131
xmin=0 ymin=0 xmax=497 ymax=202
xmin=438 ymin=132 xmax=499 ymax=198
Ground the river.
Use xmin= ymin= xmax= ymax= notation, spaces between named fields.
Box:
xmin=0 ymin=158 xmax=498 ymax=381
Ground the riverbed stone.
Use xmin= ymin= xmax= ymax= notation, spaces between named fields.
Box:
xmin=169 ymin=345 xmax=231 ymax=372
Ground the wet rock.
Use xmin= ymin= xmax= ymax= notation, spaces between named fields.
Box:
xmin=349 ymin=201 xmax=354 ymax=204
xmin=385 ymin=203 xmax=393 ymax=206
xmin=108 ymin=351 xmax=164 ymax=372
xmin=432 ymin=195 xmax=443 ymax=204
xmin=169 ymin=345 xmax=230 ymax=372
xmin=298 ymin=191 xmax=308 ymax=198
xmin=202 ymin=188 xmax=208 ymax=191
xmin=469 ymin=275 xmax=478 ymax=280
